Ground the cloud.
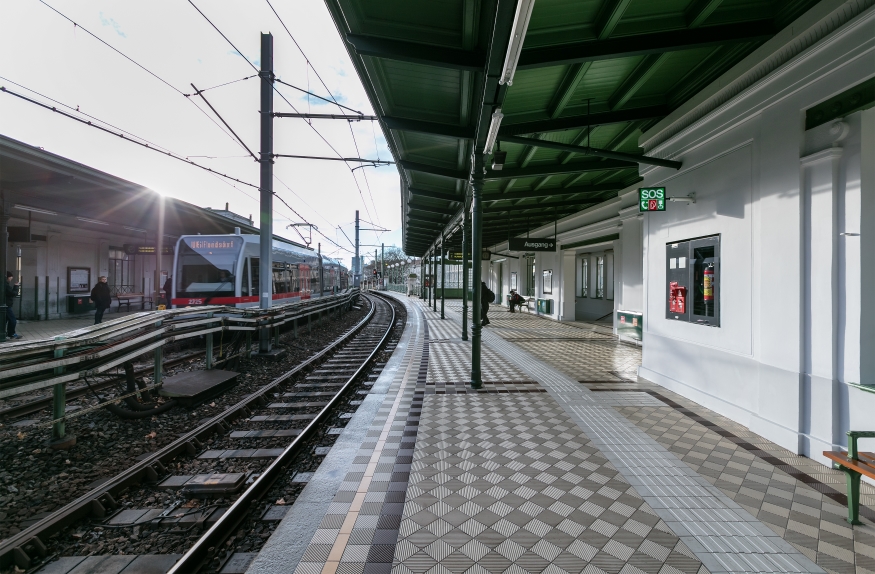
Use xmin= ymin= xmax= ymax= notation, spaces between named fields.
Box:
xmin=228 ymin=50 xmax=259 ymax=68
xmin=98 ymin=12 xmax=126 ymax=37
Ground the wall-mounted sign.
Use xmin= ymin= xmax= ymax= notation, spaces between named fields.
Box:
xmin=508 ymin=238 xmax=556 ymax=252
xmin=639 ymin=187 xmax=666 ymax=212
xmin=67 ymin=267 xmax=91 ymax=293
xmin=123 ymin=244 xmax=173 ymax=255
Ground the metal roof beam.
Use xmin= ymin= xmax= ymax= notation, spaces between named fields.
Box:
xmin=517 ymin=20 xmax=774 ymax=69
xmin=408 ymin=187 xmax=464 ymax=203
xmin=685 ymin=0 xmax=725 ymax=27
xmin=399 ymin=160 xmax=468 ymax=180
xmin=594 ymin=0 xmax=634 ymax=40
xmin=408 ymin=203 xmax=458 ymax=216
xmin=485 ymin=158 xmax=635 ymax=180
xmin=384 ymin=116 xmax=475 ymax=139
xmin=346 ymin=34 xmax=486 ymax=71
xmin=499 ymin=106 xmax=667 ymax=136
xmin=499 ymin=135 xmax=681 ymax=169
xmin=485 ymin=201 xmax=595 ymax=213
xmin=484 ymin=180 xmax=630 ymax=202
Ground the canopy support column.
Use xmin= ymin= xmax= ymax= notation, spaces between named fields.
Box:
xmin=462 ymin=195 xmax=469 ymax=341
xmin=471 ymin=155 xmax=484 ymax=389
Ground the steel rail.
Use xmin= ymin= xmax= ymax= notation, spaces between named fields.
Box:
xmin=168 ymin=292 xmax=396 ymax=572
xmin=0 ymin=292 xmax=374 ymax=570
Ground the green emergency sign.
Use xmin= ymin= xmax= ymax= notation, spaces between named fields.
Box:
xmin=639 ymin=187 xmax=666 ymax=212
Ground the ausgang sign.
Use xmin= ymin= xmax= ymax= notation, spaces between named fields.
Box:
xmin=508 ymin=238 xmax=556 ymax=252
xmin=639 ymin=187 xmax=666 ymax=212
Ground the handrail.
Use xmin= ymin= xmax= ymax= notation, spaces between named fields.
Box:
xmin=0 ymin=290 xmax=359 ymax=401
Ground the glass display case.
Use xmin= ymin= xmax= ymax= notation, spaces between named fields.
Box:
xmin=665 ymin=235 xmax=720 ymax=327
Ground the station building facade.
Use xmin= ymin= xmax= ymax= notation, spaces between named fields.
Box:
xmin=0 ymin=134 xmax=266 ymax=321
xmin=483 ymin=2 xmax=874 ymax=466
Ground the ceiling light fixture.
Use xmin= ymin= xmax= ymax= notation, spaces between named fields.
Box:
xmin=77 ymin=217 xmax=109 ymax=225
xmin=491 ymin=142 xmax=507 ymax=170
xmin=484 ymin=108 xmax=504 ymax=155
xmin=499 ymin=0 xmax=536 ymax=86
xmin=124 ymin=226 xmax=148 ymax=233
xmin=14 ymin=204 xmax=57 ymax=216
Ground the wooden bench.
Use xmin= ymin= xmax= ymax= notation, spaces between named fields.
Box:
xmin=823 ymin=430 xmax=875 ymax=525
xmin=115 ymin=293 xmax=155 ymax=312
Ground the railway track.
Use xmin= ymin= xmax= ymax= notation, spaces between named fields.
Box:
xmin=0 ymin=292 xmax=403 ymax=573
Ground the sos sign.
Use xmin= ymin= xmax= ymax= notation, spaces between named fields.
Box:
xmin=639 ymin=187 xmax=666 ymax=212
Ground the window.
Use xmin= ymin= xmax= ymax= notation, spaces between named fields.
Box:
xmin=580 ymin=258 xmax=589 ymax=297
xmin=596 ymin=256 xmax=605 ymax=298
xmin=542 ymin=269 xmax=553 ymax=295
xmin=108 ymin=248 xmax=133 ymax=295
xmin=526 ymin=256 xmax=536 ymax=297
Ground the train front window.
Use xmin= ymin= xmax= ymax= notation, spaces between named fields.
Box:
xmin=177 ymin=237 xmax=241 ymax=296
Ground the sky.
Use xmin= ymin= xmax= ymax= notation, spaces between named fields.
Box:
xmin=0 ymin=0 xmax=402 ymax=268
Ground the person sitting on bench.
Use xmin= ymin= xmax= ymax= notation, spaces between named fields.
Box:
xmin=508 ymin=289 xmax=524 ymax=313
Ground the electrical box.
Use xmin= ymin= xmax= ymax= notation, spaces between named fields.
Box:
xmin=537 ymin=298 xmax=553 ymax=314
xmin=665 ymin=235 xmax=719 ymax=327
xmin=67 ymin=295 xmax=95 ymax=314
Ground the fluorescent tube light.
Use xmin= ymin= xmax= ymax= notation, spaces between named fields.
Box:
xmin=499 ymin=0 xmax=536 ymax=86
xmin=484 ymin=108 xmax=504 ymax=155
xmin=124 ymin=226 xmax=148 ymax=233
xmin=77 ymin=217 xmax=109 ymax=225
xmin=14 ymin=204 xmax=57 ymax=216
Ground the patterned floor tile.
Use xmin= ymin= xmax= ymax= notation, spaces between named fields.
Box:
xmin=392 ymin=393 xmax=704 ymax=574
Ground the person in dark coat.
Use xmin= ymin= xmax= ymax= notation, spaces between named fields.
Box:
xmin=90 ymin=276 xmax=112 ymax=324
xmin=5 ymin=272 xmax=20 ymax=339
xmin=480 ymin=281 xmax=495 ymax=326
xmin=508 ymin=289 xmax=524 ymax=312
xmin=163 ymin=276 xmax=173 ymax=305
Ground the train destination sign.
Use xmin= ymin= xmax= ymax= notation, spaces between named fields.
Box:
xmin=639 ymin=187 xmax=666 ymax=212
xmin=508 ymin=238 xmax=556 ymax=252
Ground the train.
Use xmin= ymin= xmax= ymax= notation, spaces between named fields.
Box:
xmin=170 ymin=233 xmax=349 ymax=308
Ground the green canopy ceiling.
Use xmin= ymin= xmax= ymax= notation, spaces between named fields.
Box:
xmin=323 ymin=0 xmax=820 ymax=256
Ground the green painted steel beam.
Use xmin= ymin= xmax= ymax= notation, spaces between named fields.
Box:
xmin=408 ymin=203 xmax=458 ymax=216
xmin=399 ymin=160 xmax=468 ymax=180
xmin=499 ymin=135 xmax=681 ymax=169
xmin=408 ymin=187 xmax=464 ymax=203
xmin=499 ymin=106 xmax=667 ymax=136
xmin=594 ymin=0 xmax=634 ymax=40
xmin=483 ymin=180 xmax=630 ymax=202
xmin=685 ymin=0 xmax=725 ymax=27
xmin=486 ymin=158 xmax=635 ymax=180
xmin=384 ymin=116 xmax=475 ymax=139
xmin=517 ymin=20 xmax=774 ymax=69
xmin=346 ymin=34 xmax=485 ymax=71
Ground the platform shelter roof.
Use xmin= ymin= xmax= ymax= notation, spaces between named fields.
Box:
xmin=0 ymin=134 xmax=305 ymax=248
xmin=323 ymin=0 xmax=821 ymax=256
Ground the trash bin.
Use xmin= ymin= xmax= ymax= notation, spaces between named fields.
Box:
xmin=536 ymin=298 xmax=553 ymax=314
xmin=67 ymin=295 xmax=94 ymax=314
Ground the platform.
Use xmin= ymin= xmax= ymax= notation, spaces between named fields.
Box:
xmin=250 ymin=295 xmax=875 ymax=574
xmin=12 ymin=309 xmax=153 ymax=342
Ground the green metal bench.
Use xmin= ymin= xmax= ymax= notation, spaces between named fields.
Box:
xmin=823 ymin=430 xmax=875 ymax=525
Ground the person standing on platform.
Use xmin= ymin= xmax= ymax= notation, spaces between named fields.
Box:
xmin=163 ymin=276 xmax=173 ymax=305
xmin=90 ymin=276 xmax=112 ymax=324
xmin=5 ymin=272 xmax=21 ymax=339
xmin=481 ymin=281 xmax=495 ymax=326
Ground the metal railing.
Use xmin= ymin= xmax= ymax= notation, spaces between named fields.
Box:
xmin=0 ymin=290 xmax=360 ymax=445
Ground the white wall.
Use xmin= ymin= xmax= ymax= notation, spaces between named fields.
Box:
xmin=635 ymin=4 xmax=875 ymax=463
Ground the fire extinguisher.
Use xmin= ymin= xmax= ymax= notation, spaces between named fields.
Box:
xmin=703 ymin=264 xmax=714 ymax=316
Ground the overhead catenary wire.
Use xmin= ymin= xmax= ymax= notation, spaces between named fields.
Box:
xmin=0 ymin=86 xmax=259 ymax=190
xmin=262 ymin=0 xmax=381 ymax=222
xmin=187 ymin=0 xmax=376 ymax=222
xmin=35 ymin=0 xmax=251 ymax=156
xmin=190 ymin=83 xmax=258 ymax=161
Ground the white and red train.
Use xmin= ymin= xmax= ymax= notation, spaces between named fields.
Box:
xmin=171 ymin=233 xmax=349 ymax=308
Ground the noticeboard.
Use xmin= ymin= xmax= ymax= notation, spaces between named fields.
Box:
xmin=67 ymin=267 xmax=91 ymax=293
xmin=639 ymin=187 xmax=666 ymax=212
